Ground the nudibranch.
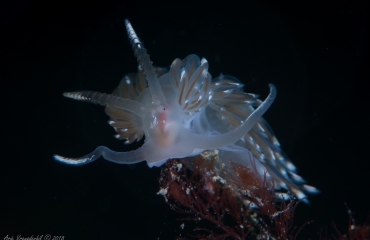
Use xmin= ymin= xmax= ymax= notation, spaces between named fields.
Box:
xmin=55 ymin=20 xmax=318 ymax=201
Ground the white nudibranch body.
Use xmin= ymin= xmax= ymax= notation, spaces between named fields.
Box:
xmin=54 ymin=19 xmax=319 ymax=201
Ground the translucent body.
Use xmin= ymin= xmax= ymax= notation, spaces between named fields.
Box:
xmin=54 ymin=20 xmax=318 ymax=201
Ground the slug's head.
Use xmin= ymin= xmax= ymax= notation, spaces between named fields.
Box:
xmin=148 ymin=105 xmax=180 ymax=147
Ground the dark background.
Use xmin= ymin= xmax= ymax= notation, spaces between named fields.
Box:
xmin=1 ymin=0 xmax=369 ymax=239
